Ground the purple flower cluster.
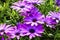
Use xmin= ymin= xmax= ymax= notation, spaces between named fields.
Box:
xmin=0 ymin=0 xmax=60 ymax=40
xmin=0 ymin=23 xmax=44 ymax=40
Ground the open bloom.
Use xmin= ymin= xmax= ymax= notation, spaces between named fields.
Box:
xmin=24 ymin=11 xmax=45 ymax=26
xmin=11 ymin=1 xmax=34 ymax=13
xmin=23 ymin=0 xmax=45 ymax=5
xmin=45 ymin=15 xmax=58 ymax=28
xmin=0 ymin=23 xmax=11 ymax=35
xmin=19 ymin=24 xmax=44 ymax=39
xmin=55 ymin=0 xmax=60 ymax=6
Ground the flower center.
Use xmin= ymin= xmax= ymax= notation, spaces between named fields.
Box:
xmin=20 ymin=6 xmax=25 ymax=8
xmin=29 ymin=29 xmax=35 ymax=33
xmin=32 ymin=19 xmax=37 ymax=22
xmin=0 ymin=30 xmax=4 ymax=32
xmin=15 ymin=32 xmax=20 ymax=35
xmin=27 ymin=11 xmax=31 ymax=13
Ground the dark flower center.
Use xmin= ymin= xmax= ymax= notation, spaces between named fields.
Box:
xmin=27 ymin=11 xmax=31 ymax=13
xmin=32 ymin=19 xmax=37 ymax=22
xmin=15 ymin=32 xmax=20 ymax=35
xmin=29 ymin=29 xmax=35 ymax=33
xmin=20 ymin=6 xmax=25 ymax=8
xmin=0 ymin=30 xmax=4 ymax=32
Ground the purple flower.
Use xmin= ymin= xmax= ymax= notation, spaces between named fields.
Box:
xmin=45 ymin=15 xmax=58 ymax=28
xmin=20 ymin=7 xmax=41 ymax=17
xmin=55 ymin=0 xmax=60 ymax=6
xmin=23 ymin=11 xmax=45 ymax=26
xmin=0 ymin=23 xmax=11 ymax=35
xmin=20 ymin=7 xmax=41 ymax=16
xmin=6 ymin=26 xmax=20 ymax=40
xmin=23 ymin=0 xmax=45 ymax=5
xmin=11 ymin=1 xmax=34 ymax=13
xmin=48 ymin=11 xmax=58 ymax=19
xmin=20 ymin=24 xmax=44 ymax=39
xmin=48 ymin=11 xmax=60 ymax=21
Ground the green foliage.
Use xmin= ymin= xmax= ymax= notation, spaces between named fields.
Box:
xmin=0 ymin=0 xmax=60 ymax=40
